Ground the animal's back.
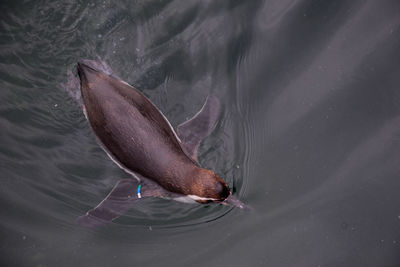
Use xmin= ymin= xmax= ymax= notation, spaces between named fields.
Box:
xmin=79 ymin=64 xmax=195 ymax=189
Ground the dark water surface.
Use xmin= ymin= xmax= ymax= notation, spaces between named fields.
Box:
xmin=1 ymin=1 xmax=400 ymax=266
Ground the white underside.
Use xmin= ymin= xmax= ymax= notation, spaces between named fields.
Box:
xmin=187 ymin=194 xmax=218 ymax=202
xmin=172 ymin=195 xmax=218 ymax=204
xmin=173 ymin=196 xmax=198 ymax=204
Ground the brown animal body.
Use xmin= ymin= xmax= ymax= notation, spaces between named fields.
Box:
xmin=77 ymin=63 xmax=230 ymax=201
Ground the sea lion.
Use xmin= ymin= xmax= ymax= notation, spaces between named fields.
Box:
xmin=64 ymin=60 xmax=245 ymax=227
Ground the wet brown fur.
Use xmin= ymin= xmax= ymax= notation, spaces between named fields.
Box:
xmin=78 ymin=63 xmax=230 ymax=201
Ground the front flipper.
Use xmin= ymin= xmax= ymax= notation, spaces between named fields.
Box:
xmin=77 ymin=177 xmax=178 ymax=227
xmin=177 ymin=95 xmax=221 ymax=162
xmin=77 ymin=179 xmax=140 ymax=227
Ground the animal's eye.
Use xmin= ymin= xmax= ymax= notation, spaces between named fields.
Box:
xmin=215 ymin=182 xmax=230 ymax=200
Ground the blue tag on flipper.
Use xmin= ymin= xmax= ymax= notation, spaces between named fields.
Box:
xmin=137 ymin=184 xmax=142 ymax=198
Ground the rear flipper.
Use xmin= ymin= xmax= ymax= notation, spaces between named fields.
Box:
xmin=62 ymin=58 xmax=114 ymax=107
xmin=63 ymin=70 xmax=83 ymax=106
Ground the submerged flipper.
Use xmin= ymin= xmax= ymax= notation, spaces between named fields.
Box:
xmin=177 ymin=95 xmax=221 ymax=162
xmin=63 ymin=70 xmax=83 ymax=105
xmin=77 ymin=177 xmax=177 ymax=227
xmin=77 ymin=179 xmax=140 ymax=227
xmin=62 ymin=58 xmax=114 ymax=107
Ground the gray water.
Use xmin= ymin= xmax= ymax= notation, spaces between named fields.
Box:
xmin=1 ymin=1 xmax=400 ymax=266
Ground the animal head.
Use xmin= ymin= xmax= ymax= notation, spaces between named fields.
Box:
xmin=189 ymin=168 xmax=231 ymax=203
